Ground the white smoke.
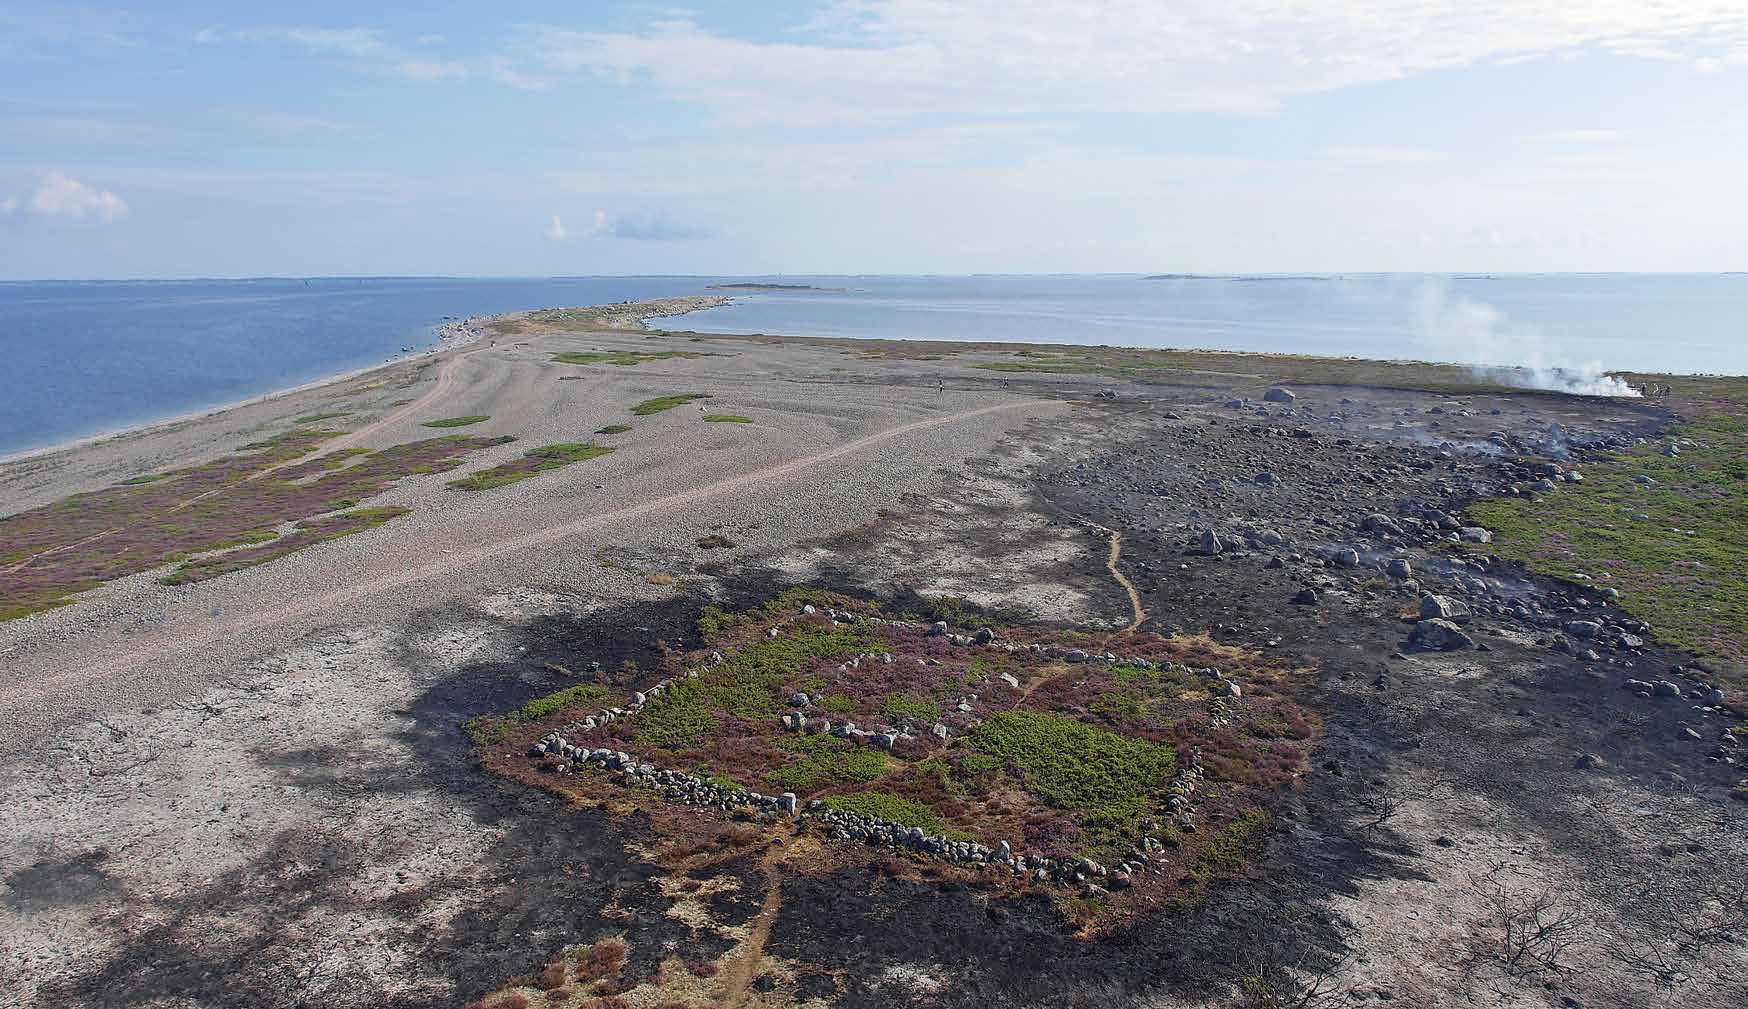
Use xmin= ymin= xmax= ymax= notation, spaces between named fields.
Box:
xmin=1411 ymin=278 xmax=1641 ymax=398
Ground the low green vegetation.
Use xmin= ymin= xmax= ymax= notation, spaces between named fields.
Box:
xmin=630 ymin=623 xmax=871 ymax=750
xmin=552 ymin=350 xmax=707 ymax=367
xmin=879 ymin=693 xmax=940 ymax=723
xmin=696 ymin=603 xmax=731 ymax=637
xmin=967 ymin=710 xmax=1176 ymax=830
xmin=294 ymin=411 xmax=350 ymax=423
xmin=477 ymin=593 xmax=1319 ymax=910
xmin=467 ymin=683 xmax=610 ymax=747
xmin=595 ymin=424 xmax=632 ymax=435
xmin=1469 ymin=390 xmax=1748 ymax=684
xmin=765 ymin=735 xmax=889 ymax=792
xmin=1188 ymin=809 xmax=1271 ymax=884
xmin=118 ymin=474 xmax=168 ymax=485
xmin=703 ymin=414 xmax=753 ymax=424
xmin=448 ymin=442 xmax=613 ymax=491
xmin=631 ymin=393 xmax=709 ymax=415
xmin=507 ymin=683 xmax=608 ymax=723
xmin=820 ymin=790 xmax=943 ymax=833
xmin=420 ymin=415 xmax=490 ymax=428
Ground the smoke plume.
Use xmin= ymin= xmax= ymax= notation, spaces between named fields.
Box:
xmin=1411 ymin=278 xmax=1640 ymax=398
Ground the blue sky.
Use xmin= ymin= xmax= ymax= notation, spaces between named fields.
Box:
xmin=2 ymin=1 xmax=1746 ymax=278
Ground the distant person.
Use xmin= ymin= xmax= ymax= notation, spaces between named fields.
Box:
xmin=938 ymin=379 xmax=944 ymax=394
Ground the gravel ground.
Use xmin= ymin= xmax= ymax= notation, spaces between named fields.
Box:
xmin=0 ymin=322 xmax=1061 ymax=1006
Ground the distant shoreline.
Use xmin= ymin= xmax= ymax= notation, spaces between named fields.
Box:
xmin=7 ymin=277 xmax=1732 ymax=465
xmin=705 ymin=283 xmax=848 ymax=291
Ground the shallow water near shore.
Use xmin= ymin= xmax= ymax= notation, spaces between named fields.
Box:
xmin=0 ymin=276 xmax=707 ymax=456
xmin=3 ymin=272 xmax=1744 ymax=455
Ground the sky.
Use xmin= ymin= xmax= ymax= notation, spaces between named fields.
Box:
xmin=2 ymin=1 xmax=1746 ymax=279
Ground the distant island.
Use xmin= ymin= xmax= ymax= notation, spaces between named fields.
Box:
xmin=706 ymin=282 xmax=846 ymax=291
xmin=1141 ymin=273 xmax=1339 ymax=282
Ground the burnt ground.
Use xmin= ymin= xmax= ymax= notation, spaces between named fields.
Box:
xmin=9 ymin=374 xmax=1748 ymax=1009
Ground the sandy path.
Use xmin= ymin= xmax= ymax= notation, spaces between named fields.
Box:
xmin=0 ymin=399 xmax=1039 ymax=707
xmin=316 ymin=341 xmax=484 ymax=457
xmin=1101 ymin=527 xmax=1147 ymax=638
xmin=163 ymin=341 xmax=490 ymax=517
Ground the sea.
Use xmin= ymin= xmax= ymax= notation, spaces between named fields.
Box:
xmin=2 ymin=273 xmax=1744 ymax=457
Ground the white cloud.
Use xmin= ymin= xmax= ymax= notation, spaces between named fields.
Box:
xmin=533 ymin=2 xmax=1748 ymax=126
xmin=417 ymin=34 xmax=447 ymax=46
xmin=545 ymin=214 xmax=568 ymax=241
xmin=233 ymin=26 xmax=384 ymax=56
xmin=489 ymin=62 xmax=552 ymax=91
xmin=27 ymin=172 xmax=128 ymax=221
xmin=1540 ymin=128 xmax=1626 ymax=143
xmin=0 ymin=195 xmax=16 ymax=215
xmin=393 ymin=60 xmax=468 ymax=81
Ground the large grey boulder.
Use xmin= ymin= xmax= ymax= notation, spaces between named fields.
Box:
xmin=1362 ymin=513 xmax=1403 ymax=536
xmin=1263 ymin=387 xmax=1297 ymax=404
xmin=1420 ymin=593 xmax=1472 ymax=625
xmin=1192 ymin=529 xmax=1227 ymax=556
xmin=1409 ymin=618 xmax=1475 ymax=651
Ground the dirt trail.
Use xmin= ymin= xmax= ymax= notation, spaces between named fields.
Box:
xmin=2 ymin=527 xmax=118 ymax=575
xmin=1 ymin=399 xmax=1046 ymax=705
xmin=715 ymin=848 xmax=788 ymax=1008
xmin=317 ymin=343 xmax=482 ymax=456
xmin=1100 ymin=527 xmax=1147 ymax=638
xmin=1060 ymin=512 xmax=1146 ymax=644
xmin=166 ymin=343 xmax=488 ymax=515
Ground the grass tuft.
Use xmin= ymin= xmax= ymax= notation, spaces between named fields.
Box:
xmin=631 ymin=394 xmax=709 ymax=415
xmin=448 ymin=442 xmax=613 ymax=491
xmin=702 ymin=414 xmax=753 ymax=424
xmin=420 ymin=415 xmax=490 ymax=428
xmin=552 ymin=350 xmax=707 ymax=367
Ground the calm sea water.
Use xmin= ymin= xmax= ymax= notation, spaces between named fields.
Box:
xmin=3 ymin=274 xmax=1744 ymax=456
xmin=684 ymin=274 xmax=1748 ymax=378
